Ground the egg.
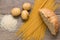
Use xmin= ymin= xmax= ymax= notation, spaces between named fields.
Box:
xmin=23 ymin=2 xmax=31 ymax=10
xmin=11 ymin=8 xmax=21 ymax=16
xmin=21 ymin=10 xmax=29 ymax=20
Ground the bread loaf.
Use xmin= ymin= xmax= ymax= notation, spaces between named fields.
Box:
xmin=39 ymin=8 xmax=59 ymax=35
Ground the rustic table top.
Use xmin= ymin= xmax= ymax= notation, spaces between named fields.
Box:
xmin=0 ymin=0 xmax=60 ymax=40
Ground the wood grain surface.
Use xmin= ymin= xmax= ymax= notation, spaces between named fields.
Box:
xmin=0 ymin=0 xmax=60 ymax=40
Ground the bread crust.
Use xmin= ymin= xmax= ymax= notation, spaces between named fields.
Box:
xmin=39 ymin=8 xmax=59 ymax=35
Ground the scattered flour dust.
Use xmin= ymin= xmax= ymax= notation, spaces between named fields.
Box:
xmin=0 ymin=15 xmax=17 ymax=31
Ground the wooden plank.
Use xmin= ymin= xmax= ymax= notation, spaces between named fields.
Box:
xmin=0 ymin=0 xmax=60 ymax=40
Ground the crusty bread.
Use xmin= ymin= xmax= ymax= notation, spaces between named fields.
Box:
xmin=39 ymin=8 xmax=59 ymax=35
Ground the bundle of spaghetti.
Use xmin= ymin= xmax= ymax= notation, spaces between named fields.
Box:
xmin=16 ymin=0 xmax=47 ymax=36
xmin=20 ymin=0 xmax=48 ymax=39
xmin=16 ymin=0 xmax=58 ymax=40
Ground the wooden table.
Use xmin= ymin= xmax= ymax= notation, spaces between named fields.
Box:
xmin=0 ymin=0 xmax=60 ymax=40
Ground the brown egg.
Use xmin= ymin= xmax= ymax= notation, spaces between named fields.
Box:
xmin=23 ymin=2 xmax=31 ymax=10
xmin=11 ymin=8 xmax=21 ymax=16
xmin=21 ymin=10 xmax=29 ymax=20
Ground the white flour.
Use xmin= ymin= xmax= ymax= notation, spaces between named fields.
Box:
xmin=0 ymin=15 xmax=17 ymax=31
